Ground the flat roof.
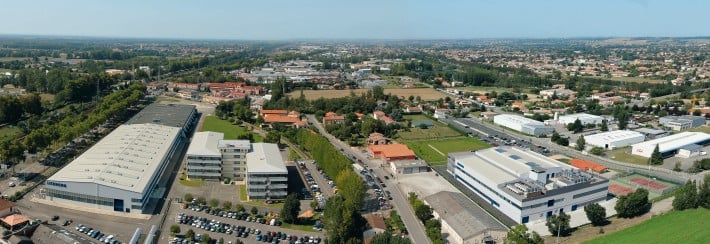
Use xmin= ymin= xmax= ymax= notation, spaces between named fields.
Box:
xmin=495 ymin=114 xmax=545 ymax=126
xmin=217 ymin=139 xmax=250 ymax=149
xmin=584 ymin=130 xmax=644 ymax=142
xmin=559 ymin=113 xmax=601 ymax=120
xmin=48 ymin=124 xmax=182 ymax=194
xmin=390 ymin=159 xmax=428 ymax=167
xmin=187 ymin=132 xmax=224 ymax=156
xmin=424 ymin=191 xmax=507 ymax=239
xmin=634 ymin=128 xmax=667 ymax=135
xmin=456 ymin=147 xmax=571 ymax=185
xmin=633 ymin=131 xmax=710 ymax=153
xmin=126 ymin=103 xmax=196 ymax=129
xmin=246 ymin=143 xmax=287 ymax=174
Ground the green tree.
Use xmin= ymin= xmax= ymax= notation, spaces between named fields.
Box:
xmin=556 ymin=137 xmax=569 ymax=146
xmin=371 ymin=231 xmax=412 ymax=244
xmin=424 ymin=219 xmax=443 ymax=243
xmin=196 ymin=196 xmax=206 ymax=205
xmin=209 ymin=198 xmax=219 ymax=209
xmin=323 ymin=195 xmax=365 ymax=244
xmin=546 ymin=211 xmax=572 ymax=237
xmin=673 ymin=180 xmax=699 ymax=210
xmin=186 ymin=229 xmax=195 ymax=240
xmin=584 ymin=203 xmax=607 ymax=226
xmin=251 ymin=206 xmax=258 ymax=215
xmin=170 ymin=225 xmax=181 ymax=235
xmin=504 ymin=225 xmax=543 ymax=244
xmin=336 ymin=170 xmax=366 ymax=210
xmin=600 ymin=120 xmax=608 ymax=131
xmin=414 ymin=203 xmax=433 ymax=223
xmin=281 ymin=193 xmax=301 ymax=224
xmin=201 ymin=233 xmax=211 ymax=244
xmin=649 ymin=144 xmax=663 ymax=165
xmin=310 ymin=199 xmax=320 ymax=211
xmin=184 ymin=193 xmax=194 ymax=203
xmin=590 ymin=147 xmax=605 ymax=156
xmin=699 ymin=174 xmax=710 ymax=209
xmin=264 ymin=131 xmax=281 ymax=144
xmin=551 ymin=131 xmax=561 ymax=142
xmin=567 ymin=119 xmax=584 ymax=133
xmin=222 ymin=201 xmax=232 ymax=210
xmin=576 ymin=135 xmax=586 ymax=151
xmin=615 ymin=188 xmax=652 ymax=218
xmin=235 ymin=204 xmax=245 ymax=212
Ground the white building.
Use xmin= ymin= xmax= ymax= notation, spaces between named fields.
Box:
xmin=631 ymin=132 xmax=710 ymax=158
xmin=246 ymin=143 xmax=288 ymax=201
xmin=185 ymin=132 xmax=250 ymax=181
xmin=423 ymin=191 xmax=508 ymax=244
xmin=494 ymin=114 xmax=554 ymax=136
xmin=43 ymin=124 xmax=183 ymax=213
xmin=658 ymin=115 xmax=706 ymax=131
xmin=447 ymin=147 xmax=608 ymax=224
xmin=584 ymin=130 xmax=645 ymax=150
xmin=558 ymin=113 xmax=603 ymax=125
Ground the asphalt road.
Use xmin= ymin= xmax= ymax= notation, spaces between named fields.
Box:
xmin=305 ymin=115 xmax=431 ymax=244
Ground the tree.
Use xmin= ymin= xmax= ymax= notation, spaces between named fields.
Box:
xmin=424 ymin=219 xmax=443 ymax=243
xmin=699 ymin=174 xmax=710 ymax=209
xmin=649 ymin=144 xmax=663 ymax=165
xmin=590 ymin=147 xmax=605 ymax=156
xmin=209 ymin=198 xmax=219 ymax=209
xmin=551 ymin=131 xmax=561 ymax=142
xmin=504 ymin=224 xmax=543 ymax=244
xmin=414 ymin=203 xmax=433 ymax=223
xmin=556 ymin=137 xmax=569 ymax=146
xmin=584 ymin=203 xmax=607 ymax=226
xmin=600 ymin=120 xmax=608 ymax=131
xmin=196 ymin=197 xmax=206 ymax=205
xmin=264 ymin=131 xmax=281 ymax=144
xmin=336 ymin=170 xmax=366 ymax=211
xmin=310 ymin=199 xmax=320 ymax=211
xmin=323 ymin=195 xmax=365 ymax=243
xmin=371 ymin=231 xmax=412 ymax=244
xmin=546 ymin=211 xmax=572 ymax=237
xmin=281 ymin=193 xmax=301 ymax=224
xmin=567 ymin=119 xmax=584 ymax=133
xmin=673 ymin=180 xmax=699 ymax=210
xmin=184 ymin=193 xmax=194 ymax=203
xmin=575 ymin=135 xmax=586 ymax=151
xmin=251 ymin=206 xmax=258 ymax=215
xmin=222 ymin=201 xmax=232 ymax=210
xmin=170 ymin=225 xmax=181 ymax=235
xmin=201 ymin=233 xmax=211 ymax=244
xmin=219 ymin=238 xmax=224 ymax=244
xmin=186 ymin=229 xmax=195 ymax=240
xmin=615 ymin=188 xmax=651 ymax=218
xmin=236 ymin=204 xmax=245 ymax=212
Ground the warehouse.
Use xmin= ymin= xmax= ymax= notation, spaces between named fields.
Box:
xmin=43 ymin=124 xmax=183 ymax=213
xmin=125 ymin=103 xmax=199 ymax=136
xmin=658 ymin=115 xmax=705 ymax=131
xmin=389 ymin=159 xmax=429 ymax=176
xmin=423 ymin=191 xmax=508 ymax=244
xmin=447 ymin=147 xmax=608 ymax=224
xmin=584 ymin=130 xmax=645 ymax=150
xmin=557 ymin=113 xmax=603 ymax=125
xmin=493 ymin=114 xmax=554 ymax=136
xmin=631 ymin=131 xmax=710 ymax=158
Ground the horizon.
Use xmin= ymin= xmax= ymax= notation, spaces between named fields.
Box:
xmin=0 ymin=0 xmax=708 ymax=40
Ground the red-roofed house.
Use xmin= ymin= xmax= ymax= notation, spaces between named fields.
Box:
xmin=405 ymin=106 xmax=422 ymax=114
xmin=260 ymin=110 xmax=288 ymax=117
xmin=368 ymin=144 xmax=417 ymax=162
xmin=322 ymin=112 xmax=346 ymax=126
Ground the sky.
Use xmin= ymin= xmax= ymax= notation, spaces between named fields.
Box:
xmin=0 ymin=0 xmax=707 ymax=40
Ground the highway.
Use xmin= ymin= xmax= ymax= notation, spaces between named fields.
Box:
xmin=305 ymin=115 xmax=431 ymax=244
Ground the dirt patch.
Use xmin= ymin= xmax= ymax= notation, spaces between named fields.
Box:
xmin=288 ymin=88 xmax=446 ymax=101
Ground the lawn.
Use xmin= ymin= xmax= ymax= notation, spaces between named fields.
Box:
xmin=238 ymin=184 xmax=284 ymax=208
xmin=201 ymin=116 xmax=263 ymax=142
xmin=397 ymin=115 xmax=462 ymax=141
xmin=688 ymin=126 xmax=710 ymax=134
xmin=281 ymin=223 xmax=318 ymax=232
xmin=406 ymin=137 xmax=490 ymax=165
xmin=584 ymin=208 xmax=710 ymax=244
xmin=611 ymin=152 xmax=650 ymax=165
xmin=179 ymin=178 xmax=204 ymax=187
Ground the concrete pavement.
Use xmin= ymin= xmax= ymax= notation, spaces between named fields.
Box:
xmin=305 ymin=115 xmax=431 ymax=244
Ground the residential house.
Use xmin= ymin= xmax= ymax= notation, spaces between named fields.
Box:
xmin=434 ymin=108 xmax=449 ymax=119
xmin=367 ymin=133 xmax=390 ymax=145
xmin=322 ymin=112 xmax=346 ymax=126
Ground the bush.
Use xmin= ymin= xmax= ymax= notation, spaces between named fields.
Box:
xmin=236 ymin=204 xmax=245 ymax=212
xmin=615 ymin=188 xmax=651 ymax=218
xmin=584 ymin=203 xmax=607 ymax=226
xmin=209 ymin=198 xmax=219 ymax=208
xmin=222 ymin=201 xmax=232 ymax=210
xmin=196 ymin=197 xmax=206 ymax=205
xmin=223 ymin=178 xmax=231 ymax=184
xmin=184 ymin=193 xmax=194 ymax=203
xmin=590 ymin=147 xmax=605 ymax=156
xmin=170 ymin=225 xmax=181 ymax=234
xmin=251 ymin=206 xmax=258 ymax=215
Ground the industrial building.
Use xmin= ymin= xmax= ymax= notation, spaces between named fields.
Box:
xmin=631 ymin=132 xmax=710 ymax=158
xmin=43 ymin=124 xmax=183 ymax=213
xmin=447 ymin=147 xmax=609 ymax=224
xmin=185 ymin=132 xmax=250 ymax=181
xmin=584 ymin=130 xmax=645 ymax=150
xmin=557 ymin=113 xmax=603 ymax=125
xmin=493 ymin=114 xmax=554 ymax=136
xmin=658 ymin=115 xmax=705 ymax=131
xmin=389 ymin=159 xmax=429 ymax=176
xmin=634 ymin=128 xmax=670 ymax=139
xmin=41 ymin=103 xmax=198 ymax=213
xmin=423 ymin=191 xmax=508 ymax=244
xmin=246 ymin=143 xmax=288 ymax=201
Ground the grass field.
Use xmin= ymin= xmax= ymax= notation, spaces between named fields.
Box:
xmin=201 ymin=116 xmax=263 ymax=142
xmin=397 ymin=114 xmax=462 ymax=141
xmin=0 ymin=126 xmax=22 ymax=140
xmin=406 ymin=137 xmax=490 ymax=165
xmin=179 ymin=178 xmax=204 ymax=187
xmin=688 ymin=126 xmax=710 ymax=134
xmin=611 ymin=152 xmax=649 ymax=165
xmin=286 ymin=88 xmax=446 ymax=101
xmin=584 ymin=208 xmax=710 ymax=244
xmin=609 ymin=76 xmax=665 ymax=84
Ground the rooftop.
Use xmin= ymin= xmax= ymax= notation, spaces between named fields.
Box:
xmin=559 ymin=113 xmax=602 ymax=120
xmin=584 ymin=130 xmax=644 ymax=142
xmin=369 ymin=144 xmax=416 ymax=159
xmin=264 ymin=114 xmax=301 ymax=123
xmin=423 ymin=191 xmax=507 ymax=239
xmin=217 ymin=139 xmax=251 ymax=149
xmin=187 ymin=132 xmax=224 ymax=156
xmin=495 ymin=114 xmax=545 ymax=126
xmin=633 ymin=131 xmax=710 ymax=152
xmin=246 ymin=143 xmax=288 ymax=174
xmin=390 ymin=159 xmax=428 ymax=168
xmin=455 ymin=147 xmax=572 ymax=185
xmin=126 ymin=103 xmax=196 ymax=129
xmin=48 ymin=124 xmax=182 ymax=194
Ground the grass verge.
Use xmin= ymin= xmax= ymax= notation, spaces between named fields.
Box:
xmin=611 ymin=152 xmax=649 ymax=165
xmin=179 ymin=179 xmax=204 ymax=187
xmin=406 ymin=137 xmax=490 ymax=165
xmin=583 ymin=208 xmax=710 ymax=244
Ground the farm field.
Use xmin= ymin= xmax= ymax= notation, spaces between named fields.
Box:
xmin=406 ymin=137 xmax=490 ymax=165
xmin=200 ymin=115 xmax=263 ymax=142
xmin=609 ymin=76 xmax=665 ymax=84
xmin=584 ymin=208 xmax=710 ymax=244
xmin=286 ymin=88 xmax=446 ymax=101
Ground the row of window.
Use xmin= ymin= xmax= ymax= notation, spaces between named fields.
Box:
xmin=573 ymin=187 xmax=608 ymax=199
xmin=45 ymin=188 xmax=113 ymax=207
xmin=47 ymin=181 xmax=67 ymax=188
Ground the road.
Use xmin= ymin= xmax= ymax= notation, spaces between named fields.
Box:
xmin=305 ymin=115 xmax=431 ymax=244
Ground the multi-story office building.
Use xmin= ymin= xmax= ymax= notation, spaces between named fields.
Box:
xmin=186 ymin=132 xmax=250 ymax=181
xmin=246 ymin=143 xmax=288 ymax=201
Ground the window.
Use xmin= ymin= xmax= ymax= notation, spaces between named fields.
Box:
xmin=522 ymin=216 xmax=529 ymax=223
xmin=547 ymin=199 xmax=555 ymax=207
xmin=546 ymin=211 xmax=553 ymax=218
xmin=571 ymin=204 xmax=578 ymax=211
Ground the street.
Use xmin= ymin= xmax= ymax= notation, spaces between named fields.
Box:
xmin=305 ymin=115 xmax=431 ymax=244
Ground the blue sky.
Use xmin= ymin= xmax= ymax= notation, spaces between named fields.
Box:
xmin=1 ymin=0 xmax=707 ymax=39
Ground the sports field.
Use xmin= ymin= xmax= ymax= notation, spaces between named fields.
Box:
xmin=608 ymin=183 xmax=634 ymax=196
xmin=406 ymin=137 xmax=490 ymax=165
xmin=584 ymin=208 xmax=710 ymax=244
xmin=287 ymin=88 xmax=447 ymax=101
xmin=200 ymin=115 xmax=263 ymax=141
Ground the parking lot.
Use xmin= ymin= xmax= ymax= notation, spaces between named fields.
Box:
xmin=165 ymin=201 xmax=324 ymax=244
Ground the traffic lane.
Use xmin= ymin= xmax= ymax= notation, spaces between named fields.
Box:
xmin=169 ymin=206 xmax=324 ymax=241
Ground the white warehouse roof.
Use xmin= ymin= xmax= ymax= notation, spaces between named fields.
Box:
xmin=585 ymin=130 xmax=644 ymax=143
xmin=558 ymin=113 xmax=603 ymax=124
xmin=187 ymin=132 xmax=224 ymax=156
xmin=495 ymin=114 xmax=545 ymax=126
xmin=246 ymin=143 xmax=288 ymax=174
xmin=456 ymin=147 xmax=572 ymax=185
xmin=632 ymin=131 xmax=710 ymax=157
xmin=48 ymin=123 xmax=182 ymax=194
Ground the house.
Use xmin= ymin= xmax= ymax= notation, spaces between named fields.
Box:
xmin=0 ymin=214 xmax=30 ymax=231
xmin=368 ymin=144 xmax=417 ymax=162
xmin=0 ymin=199 xmax=16 ymax=218
xmin=260 ymin=109 xmax=288 ymax=117
xmin=434 ymin=108 xmax=449 ymax=119
xmin=362 ymin=214 xmax=387 ymax=241
xmin=405 ymin=106 xmax=422 ymax=114
xmin=322 ymin=112 xmax=346 ymax=126
xmin=423 ymin=191 xmax=508 ymax=244
xmin=481 ymin=111 xmax=499 ymax=120
xmin=390 ymin=159 xmax=429 ymax=175
xmin=372 ymin=111 xmax=395 ymax=125
xmin=367 ymin=133 xmax=390 ymax=145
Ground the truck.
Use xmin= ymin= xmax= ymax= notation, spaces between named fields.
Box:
xmin=352 ymin=163 xmax=365 ymax=172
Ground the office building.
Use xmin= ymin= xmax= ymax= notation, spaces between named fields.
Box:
xmin=246 ymin=143 xmax=288 ymax=201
